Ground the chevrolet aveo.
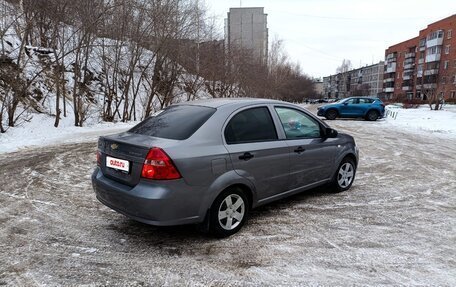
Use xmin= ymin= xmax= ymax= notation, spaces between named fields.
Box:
xmin=92 ymin=98 xmax=359 ymax=237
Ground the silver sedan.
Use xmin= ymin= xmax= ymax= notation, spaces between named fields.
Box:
xmin=92 ymin=98 xmax=359 ymax=237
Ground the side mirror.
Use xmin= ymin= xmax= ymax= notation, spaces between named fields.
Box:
xmin=324 ymin=127 xmax=338 ymax=138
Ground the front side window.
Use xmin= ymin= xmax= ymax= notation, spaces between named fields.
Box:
xmin=275 ymin=107 xmax=321 ymax=139
xmin=225 ymin=107 xmax=277 ymax=144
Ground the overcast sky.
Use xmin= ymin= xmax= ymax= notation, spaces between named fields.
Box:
xmin=204 ymin=0 xmax=455 ymax=78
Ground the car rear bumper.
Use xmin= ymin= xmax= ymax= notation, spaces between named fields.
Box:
xmin=92 ymin=167 xmax=206 ymax=226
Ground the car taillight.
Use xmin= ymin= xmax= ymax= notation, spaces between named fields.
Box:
xmin=96 ymin=151 xmax=101 ymax=166
xmin=141 ymin=147 xmax=181 ymax=180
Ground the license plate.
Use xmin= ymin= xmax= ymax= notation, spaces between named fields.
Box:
xmin=106 ymin=156 xmax=130 ymax=172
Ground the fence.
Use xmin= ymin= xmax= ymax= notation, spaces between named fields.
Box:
xmin=385 ymin=105 xmax=401 ymax=120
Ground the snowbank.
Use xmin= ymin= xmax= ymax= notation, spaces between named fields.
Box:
xmin=0 ymin=113 xmax=136 ymax=154
xmin=383 ymin=104 xmax=456 ymax=138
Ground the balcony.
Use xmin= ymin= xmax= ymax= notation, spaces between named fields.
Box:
xmin=383 ymin=77 xmax=394 ymax=83
xmin=403 ymin=74 xmax=413 ymax=80
xmin=426 ymin=37 xmax=444 ymax=48
xmin=416 ymin=84 xmax=422 ymax=89
xmin=384 ymin=87 xmax=394 ymax=93
xmin=402 ymin=86 xmax=412 ymax=91
xmin=385 ymin=62 xmax=396 ymax=73
xmin=423 ymin=83 xmax=437 ymax=89
xmin=420 ymin=46 xmax=426 ymax=51
xmin=426 ymin=53 xmax=441 ymax=62
xmin=418 ymin=58 xmax=425 ymax=64
xmin=405 ymin=52 xmax=416 ymax=58
xmin=404 ymin=63 xmax=415 ymax=69
xmin=386 ymin=53 xmax=397 ymax=62
xmin=424 ymin=69 xmax=439 ymax=76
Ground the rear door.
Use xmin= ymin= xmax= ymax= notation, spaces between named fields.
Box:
xmin=358 ymin=98 xmax=375 ymax=116
xmin=274 ymin=106 xmax=336 ymax=190
xmin=223 ymin=106 xmax=290 ymax=200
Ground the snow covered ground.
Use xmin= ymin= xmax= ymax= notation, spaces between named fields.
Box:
xmin=0 ymin=113 xmax=136 ymax=154
xmin=1 ymin=104 xmax=455 ymax=154
xmin=0 ymin=110 xmax=454 ymax=286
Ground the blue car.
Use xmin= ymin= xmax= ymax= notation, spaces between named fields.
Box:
xmin=317 ymin=97 xmax=385 ymax=121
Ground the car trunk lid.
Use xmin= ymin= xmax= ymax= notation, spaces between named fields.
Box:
xmin=98 ymin=132 xmax=178 ymax=186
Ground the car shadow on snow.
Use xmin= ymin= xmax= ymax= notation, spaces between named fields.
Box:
xmin=101 ymin=185 xmax=338 ymax=245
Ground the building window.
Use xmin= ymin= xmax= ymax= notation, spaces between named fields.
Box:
xmin=445 ymin=45 xmax=450 ymax=54
xmin=449 ymin=29 xmax=453 ymax=39
xmin=451 ymin=91 xmax=456 ymax=98
xmin=444 ymin=60 xmax=449 ymax=69
xmin=427 ymin=46 xmax=442 ymax=55
xmin=419 ymin=38 xmax=426 ymax=47
xmin=427 ymin=30 xmax=444 ymax=41
xmin=442 ymin=76 xmax=447 ymax=84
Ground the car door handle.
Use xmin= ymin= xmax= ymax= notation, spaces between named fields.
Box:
xmin=294 ymin=146 xmax=306 ymax=154
xmin=239 ymin=152 xmax=254 ymax=161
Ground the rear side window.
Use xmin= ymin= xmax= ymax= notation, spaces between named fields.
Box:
xmin=225 ymin=107 xmax=278 ymax=144
xmin=359 ymin=98 xmax=374 ymax=104
xmin=129 ymin=105 xmax=216 ymax=140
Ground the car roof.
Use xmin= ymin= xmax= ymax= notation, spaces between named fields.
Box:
xmin=342 ymin=96 xmax=381 ymax=101
xmin=175 ymin=97 xmax=286 ymax=108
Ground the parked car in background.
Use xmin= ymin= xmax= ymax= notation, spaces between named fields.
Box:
xmin=92 ymin=98 xmax=359 ymax=237
xmin=317 ymin=97 xmax=385 ymax=121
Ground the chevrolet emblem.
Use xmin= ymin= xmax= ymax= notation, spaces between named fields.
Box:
xmin=111 ymin=143 xmax=119 ymax=150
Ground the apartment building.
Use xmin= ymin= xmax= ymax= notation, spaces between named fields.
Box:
xmin=323 ymin=61 xmax=384 ymax=99
xmin=383 ymin=15 xmax=456 ymax=100
xmin=225 ymin=7 xmax=268 ymax=63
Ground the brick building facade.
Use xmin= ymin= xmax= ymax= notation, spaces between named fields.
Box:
xmin=383 ymin=15 xmax=456 ymax=100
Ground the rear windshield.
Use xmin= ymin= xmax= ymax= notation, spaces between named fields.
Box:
xmin=129 ymin=105 xmax=216 ymax=140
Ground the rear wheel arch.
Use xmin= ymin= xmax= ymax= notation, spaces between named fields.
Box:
xmin=228 ymin=184 xmax=253 ymax=209
xmin=210 ymin=183 xmax=254 ymax=211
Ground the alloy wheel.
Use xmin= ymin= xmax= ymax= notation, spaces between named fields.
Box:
xmin=337 ymin=162 xmax=354 ymax=188
xmin=218 ymin=194 xmax=245 ymax=231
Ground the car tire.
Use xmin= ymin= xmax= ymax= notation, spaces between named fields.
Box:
xmin=330 ymin=157 xmax=356 ymax=193
xmin=325 ymin=109 xmax=338 ymax=120
xmin=366 ymin=110 xmax=379 ymax=121
xmin=210 ymin=187 xmax=249 ymax=237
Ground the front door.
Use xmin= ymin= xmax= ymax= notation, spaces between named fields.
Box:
xmin=274 ymin=107 xmax=336 ymax=190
